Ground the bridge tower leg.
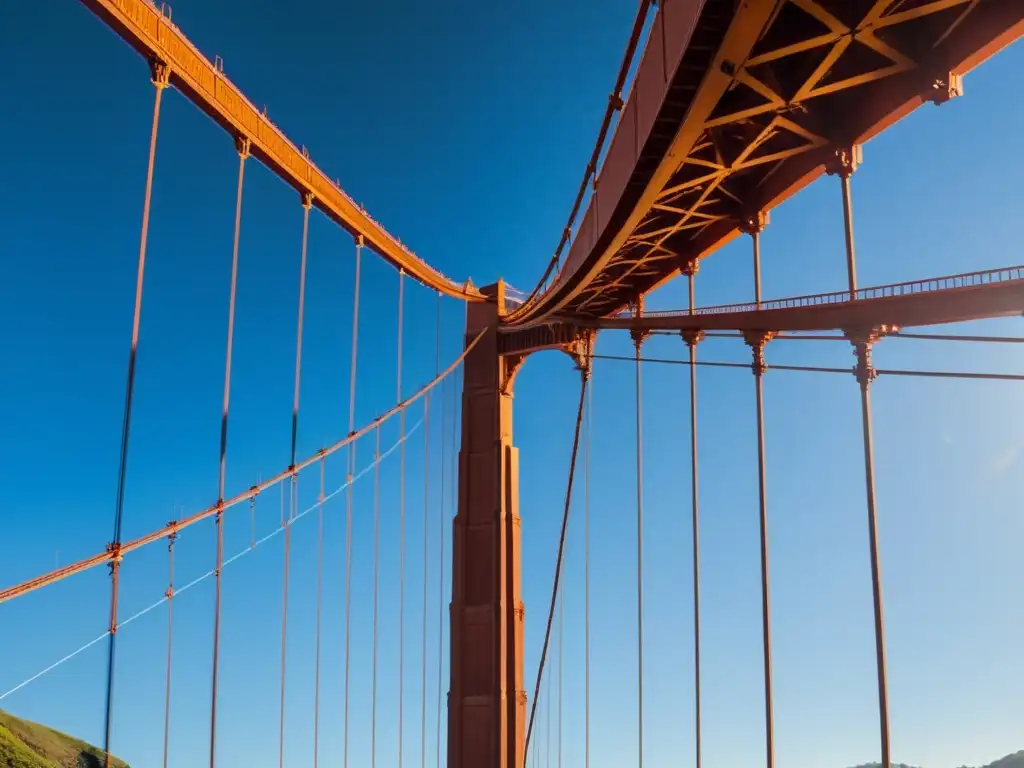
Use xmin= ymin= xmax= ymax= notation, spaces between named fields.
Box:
xmin=448 ymin=282 xmax=526 ymax=768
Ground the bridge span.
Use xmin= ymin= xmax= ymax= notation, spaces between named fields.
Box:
xmin=1 ymin=3 xmax=1021 ymax=768
xmin=504 ymin=0 xmax=1024 ymax=326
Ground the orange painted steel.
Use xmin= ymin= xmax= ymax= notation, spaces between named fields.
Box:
xmin=515 ymin=0 xmax=657 ymax=307
xmin=0 ymin=329 xmax=485 ymax=607
xmin=448 ymin=284 xmax=526 ymax=768
xmin=78 ymin=0 xmax=481 ymax=302
xmin=590 ymin=267 xmax=1024 ymax=333
xmin=507 ymin=0 xmax=1024 ymax=326
xmin=504 ymin=0 xmax=733 ymax=326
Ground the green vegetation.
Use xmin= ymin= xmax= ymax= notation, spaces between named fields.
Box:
xmin=1 ymin=703 xmax=1021 ymax=768
xmin=0 ymin=710 xmax=128 ymax=768
xmin=852 ymin=752 xmax=1024 ymax=768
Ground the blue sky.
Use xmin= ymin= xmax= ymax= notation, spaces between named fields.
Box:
xmin=0 ymin=1 xmax=1022 ymax=767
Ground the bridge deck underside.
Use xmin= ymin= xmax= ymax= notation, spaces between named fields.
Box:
xmin=523 ymin=0 xmax=1024 ymax=323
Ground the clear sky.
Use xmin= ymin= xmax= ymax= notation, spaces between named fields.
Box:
xmin=0 ymin=1 xmax=1022 ymax=767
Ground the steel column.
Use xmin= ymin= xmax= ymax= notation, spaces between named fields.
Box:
xmin=584 ymin=367 xmax=592 ymax=768
xmin=852 ymin=334 xmax=891 ymax=768
xmin=679 ymin=257 xmax=703 ymax=768
xmin=832 ymin=142 xmax=891 ymax=768
xmin=841 ymin=174 xmax=858 ymax=299
xmin=630 ymin=298 xmax=650 ymax=768
xmin=741 ymin=212 xmax=768 ymax=309
xmin=448 ymin=282 xmax=525 ymax=768
xmin=827 ymin=146 xmax=862 ymax=301
xmin=743 ymin=329 xmax=776 ymax=768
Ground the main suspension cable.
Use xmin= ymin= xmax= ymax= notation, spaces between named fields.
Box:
xmin=344 ymin=236 xmax=364 ymax=768
xmin=0 ymin=330 xmax=485 ymax=607
xmin=0 ymin=417 xmax=424 ymax=707
xmin=524 ymin=372 xmax=589 ymax=758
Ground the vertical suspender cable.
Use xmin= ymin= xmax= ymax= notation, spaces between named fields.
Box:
xmin=858 ymin=350 xmax=890 ymax=768
xmin=210 ymin=137 xmax=249 ymax=768
xmin=557 ymin=570 xmax=563 ymax=768
xmin=684 ymin=269 xmax=703 ymax=768
xmin=749 ymin=223 xmax=776 ymax=768
xmin=839 ymin=154 xmax=890 ymax=767
xmin=524 ymin=374 xmax=588 ymax=757
xmin=445 ymin=341 xmax=462 ymax=765
xmin=419 ymin=393 xmax=430 ymax=766
xmin=634 ymin=340 xmax=646 ymax=768
xmin=344 ymin=236 xmax=363 ymax=768
xmin=754 ymin=354 xmax=775 ymax=768
xmin=104 ymin=62 xmax=169 ymax=768
xmin=840 ymin=172 xmax=858 ymax=301
xmin=545 ymin=660 xmax=552 ymax=767
xmin=314 ymin=454 xmax=326 ymax=768
xmin=162 ymin=528 xmax=177 ymax=768
xmin=397 ymin=271 xmax=406 ymax=768
xmin=584 ymin=366 xmax=592 ymax=768
xmin=436 ymin=298 xmax=447 ymax=768
xmin=280 ymin=193 xmax=312 ymax=768
xmin=372 ymin=423 xmax=382 ymax=767
xmin=421 ymin=292 xmax=440 ymax=767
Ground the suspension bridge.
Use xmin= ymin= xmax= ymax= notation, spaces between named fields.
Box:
xmin=1 ymin=0 xmax=1022 ymax=767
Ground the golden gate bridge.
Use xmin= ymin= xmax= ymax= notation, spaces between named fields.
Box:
xmin=1 ymin=1 xmax=1022 ymax=767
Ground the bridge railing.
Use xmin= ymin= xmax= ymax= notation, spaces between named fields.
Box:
xmin=626 ymin=265 xmax=1024 ymax=319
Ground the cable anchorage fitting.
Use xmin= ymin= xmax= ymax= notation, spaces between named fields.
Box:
xmin=846 ymin=325 xmax=897 ymax=387
xmin=106 ymin=541 xmax=124 ymax=570
xmin=680 ymin=329 xmax=704 ymax=348
xmin=742 ymin=330 xmax=777 ymax=376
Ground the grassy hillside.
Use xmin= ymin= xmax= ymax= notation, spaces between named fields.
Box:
xmin=0 ymin=710 xmax=128 ymax=768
